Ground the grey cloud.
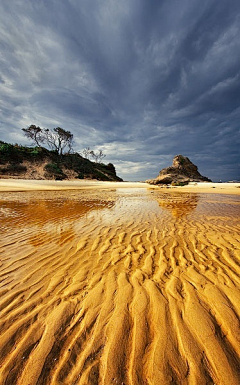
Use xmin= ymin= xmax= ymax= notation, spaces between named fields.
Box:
xmin=0 ymin=0 xmax=239 ymax=181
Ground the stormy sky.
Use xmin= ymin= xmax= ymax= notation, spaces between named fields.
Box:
xmin=0 ymin=0 xmax=239 ymax=181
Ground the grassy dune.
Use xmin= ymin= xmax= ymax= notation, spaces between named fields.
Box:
xmin=0 ymin=187 xmax=239 ymax=384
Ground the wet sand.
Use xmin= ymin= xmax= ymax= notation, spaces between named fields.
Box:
xmin=0 ymin=185 xmax=239 ymax=384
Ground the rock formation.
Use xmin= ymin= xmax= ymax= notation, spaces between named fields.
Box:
xmin=146 ymin=155 xmax=212 ymax=185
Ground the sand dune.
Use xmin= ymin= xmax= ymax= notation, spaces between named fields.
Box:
xmin=0 ymin=188 xmax=239 ymax=384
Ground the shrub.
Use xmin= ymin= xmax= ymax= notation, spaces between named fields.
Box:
xmin=0 ymin=143 xmax=22 ymax=163
xmin=44 ymin=163 xmax=66 ymax=180
xmin=171 ymin=181 xmax=189 ymax=186
xmin=178 ymin=155 xmax=185 ymax=165
xmin=0 ymin=164 xmax=27 ymax=174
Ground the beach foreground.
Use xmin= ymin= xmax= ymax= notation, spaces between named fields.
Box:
xmin=0 ymin=182 xmax=239 ymax=384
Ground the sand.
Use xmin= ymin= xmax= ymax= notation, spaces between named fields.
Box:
xmin=0 ymin=180 xmax=239 ymax=384
xmin=0 ymin=178 xmax=239 ymax=194
xmin=0 ymin=179 xmax=148 ymax=192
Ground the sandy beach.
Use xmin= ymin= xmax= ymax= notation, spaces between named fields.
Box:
xmin=0 ymin=180 xmax=239 ymax=384
xmin=0 ymin=179 xmax=148 ymax=192
xmin=0 ymin=178 xmax=239 ymax=194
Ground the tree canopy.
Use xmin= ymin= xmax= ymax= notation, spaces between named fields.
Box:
xmin=22 ymin=125 xmax=43 ymax=147
xmin=22 ymin=125 xmax=107 ymax=162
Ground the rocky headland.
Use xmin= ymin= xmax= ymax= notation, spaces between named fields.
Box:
xmin=146 ymin=155 xmax=212 ymax=185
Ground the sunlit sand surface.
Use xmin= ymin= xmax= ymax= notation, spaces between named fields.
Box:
xmin=0 ymin=188 xmax=239 ymax=384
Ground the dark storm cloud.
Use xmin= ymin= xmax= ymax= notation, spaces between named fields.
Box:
xmin=0 ymin=0 xmax=239 ymax=181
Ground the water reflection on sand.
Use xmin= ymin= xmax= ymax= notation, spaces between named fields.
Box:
xmin=0 ymin=189 xmax=239 ymax=385
xmin=156 ymin=193 xmax=199 ymax=218
xmin=0 ymin=190 xmax=116 ymax=229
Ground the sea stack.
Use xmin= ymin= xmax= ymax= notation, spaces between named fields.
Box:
xmin=146 ymin=155 xmax=212 ymax=184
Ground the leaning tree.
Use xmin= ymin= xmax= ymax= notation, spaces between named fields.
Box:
xmin=22 ymin=125 xmax=73 ymax=155
xmin=44 ymin=127 xmax=73 ymax=155
xmin=22 ymin=125 xmax=43 ymax=147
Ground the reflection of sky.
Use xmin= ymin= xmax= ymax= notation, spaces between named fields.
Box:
xmin=1 ymin=1 xmax=240 ymax=182
xmin=1 ymin=190 xmax=239 ymax=236
xmin=0 ymin=192 xmax=115 ymax=231
xmin=157 ymin=193 xmax=199 ymax=218
xmin=150 ymin=191 xmax=240 ymax=220
xmin=116 ymin=188 xmax=149 ymax=195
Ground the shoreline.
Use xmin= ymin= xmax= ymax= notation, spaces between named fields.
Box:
xmin=0 ymin=178 xmax=239 ymax=195
xmin=149 ymin=181 xmax=240 ymax=195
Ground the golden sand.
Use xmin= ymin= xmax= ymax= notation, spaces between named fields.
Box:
xmin=0 ymin=184 xmax=239 ymax=384
xmin=0 ymin=179 xmax=239 ymax=195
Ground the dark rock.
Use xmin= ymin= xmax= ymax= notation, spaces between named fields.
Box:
xmin=146 ymin=155 xmax=211 ymax=185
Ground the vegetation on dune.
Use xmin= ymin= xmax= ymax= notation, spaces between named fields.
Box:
xmin=171 ymin=181 xmax=189 ymax=186
xmin=0 ymin=126 xmax=122 ymax=181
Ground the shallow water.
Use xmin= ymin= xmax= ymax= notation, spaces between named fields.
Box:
xmin=0 ymin=189 xmax=239 ymax=384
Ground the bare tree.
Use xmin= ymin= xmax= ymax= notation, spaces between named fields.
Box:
xmin=81 ymin=147 xmax=92 ymax=159
xmin=22 ymin=125 xmax=73 ymax=155
xmin=22 ymin=125 xmax=43 ymax=147
xmin=90 ymin=149 xmax=106 ymax=163
xmin=44 ymin=127 xmax=73 ymax=155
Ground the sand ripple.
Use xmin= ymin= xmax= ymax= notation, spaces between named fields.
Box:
xmin=0 ymin=189 xmax=239 ymax=384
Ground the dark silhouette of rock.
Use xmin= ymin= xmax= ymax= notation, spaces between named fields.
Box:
xmin=146 ymin=155 xmax=211 ymax=185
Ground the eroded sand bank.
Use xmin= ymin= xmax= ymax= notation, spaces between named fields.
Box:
xmin=0 ymin=186 xmax=239 ymax=384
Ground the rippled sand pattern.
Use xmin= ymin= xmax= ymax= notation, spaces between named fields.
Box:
xmin=0 ymin=189 xmax=239 ymax=385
